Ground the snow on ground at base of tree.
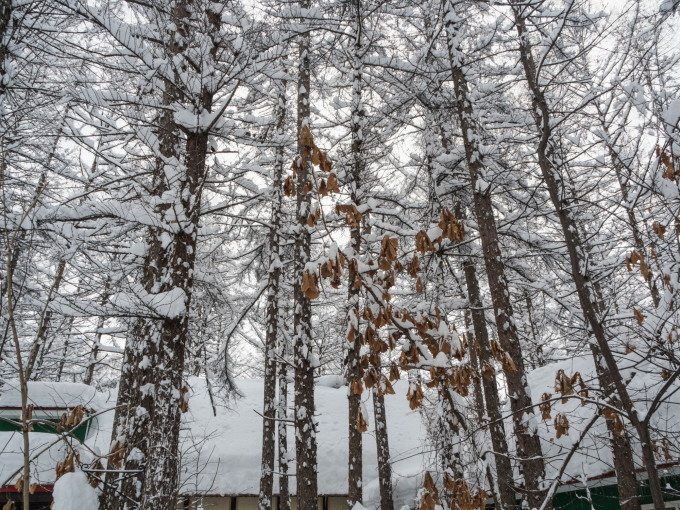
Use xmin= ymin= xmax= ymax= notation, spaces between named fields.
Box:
xmin=51 ymin=470 xmax=99 ymax=509
xmin=526 ymin=354 xmax=680 ymax=487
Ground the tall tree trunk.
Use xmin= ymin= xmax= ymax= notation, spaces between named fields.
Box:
xmin=347 ymin=1 xmax=365 ymax=505
xmin=373 ymin=389 xmax=394 ymax=510
xmin=511 ymin=5 xmax=665 ymax=509
xmin=293 ymin=4 xmax=319 ymax=508
xmin=259 ymin=79 xmax=287 ymax=510
xmin=278 ymin=340 xmax=291 ymax=510
xmin=101 ymin=3 xmax=219 ymax=508
xmin=443 ymin=3 xmax=548 ymax=508
xmin=462 ymin=257 xmax=517 ymax=510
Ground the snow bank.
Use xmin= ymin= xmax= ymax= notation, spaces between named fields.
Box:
xmin=52 ymin=471 xmax=99 ymax=509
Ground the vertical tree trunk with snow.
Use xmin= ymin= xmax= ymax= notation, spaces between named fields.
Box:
xmin=101 ymin=3 xmax=220 ymax=509
xmin=259 ymin=80 xmax=288 ymax=510
xmin=511 ymin=6 xmax=665 ymax=509
xmin=293 ymin=4 xmax=319 ymax=508
xmin=278 ymin=343 xmax=291 ymax=510
xmin=346 ymin=1 xmax=365 ymax=505
xmin=443 ymin=3 xmax=548 ymax=508
xmin=372 ymin=390 xmax=394 ymax=510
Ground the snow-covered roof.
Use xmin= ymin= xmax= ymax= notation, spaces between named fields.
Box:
xmin=0 ymin=377 xmax=427 ymax=508
xmin=525 ymin=354 xmax=680 ymax=488
xmin=0 ymin=381 xmax=99 ymax=411
xmin=171 ymin=377 xmax=427 ymax=507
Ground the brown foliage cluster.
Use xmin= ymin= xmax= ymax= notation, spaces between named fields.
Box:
xmin=418 ymin=472 xmax=486 ymax=510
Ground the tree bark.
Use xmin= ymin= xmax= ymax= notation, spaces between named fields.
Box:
xmin=293 ymin=4 xmax=319 ymax=508
xmin=373 ymin=389 xmax=394 ymax=510
xmin=511 ymin=5 xmax=665 ymax=509
xmin=259 ymin=79 xmax=287 ymax=510
xmin=443 ymin=3 xmax=548 ymax=508
xmin=347 ymin=1 xmax=365 ymax=505
xmin=101 ymin=3 xmax=219 ymax=508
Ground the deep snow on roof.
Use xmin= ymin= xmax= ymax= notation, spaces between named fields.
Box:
xmin=0 ymin=381 xmax=99 ymax=410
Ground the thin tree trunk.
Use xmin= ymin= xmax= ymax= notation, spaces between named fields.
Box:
xmin=278 ymin=338 xmax=291 ymax=510
xmin=259 ymin=79 xmax=287 ymax=510
xmin=443 ymin=3 xmax=548 ymax=507
xmin=347 ymin=2 xmax=365 ymax=505
xmin=293 ymin=4 xmax=319 ymax=508
xmin=511 ymin=6 xmax=665 ymax=509
xmin=373 ymin=389 xmax=394 ymax=510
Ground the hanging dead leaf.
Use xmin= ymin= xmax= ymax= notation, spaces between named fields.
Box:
xmin=301 ymin=270 xmax=320 ymax=299
xmin=439 ymin=207 xmax=465 ymax=242
xmin=351 ymin=378 xmax=364 ymax=395
xmin=311 ymin=147 xmax=321 ymax=166
xmin=302 ymin=181 xmax=313 ymax=195
xmin=300 ymin=125 xmax=314 ymax=148
xmin=640 ymin=259 xmax=652 ymax=282
xmin=389 ymin=363 xmax=401 ymax=382
xmin=326 ymin=172 xmax=340 ymax=193
xmin=415 ymin=230 xmax=435 ymax=253
xmin=283 ymin=176 xmax=296 ymax=197
xmin=14 ymin=476 xmax=23 ymax=493
xmin=540 ymin=393 xmax=552 ymax=420
xmin=416 ymin=277 xmax=424 ymax=294
xmin=306 ymin=208 xmax=320 ymax=227
xmin=378 ymin=375 xmax=396 ymax=396
xmin=423 ymin=472 xmax=439 ymax=498
xmin=3 ymin=501 xmax=15 ymax=510
xmin=356 ymin=407 xmax=368 ymax=433
xmin=653 ymin=221 xmax=667 ymax=240
xmin=481 ymin=362 xmax=495 ymax=381
xmin=555 ymin=369 xmax=574 ymax=403
xmin=554 ymin=413 xmax=570 ymax=439
xmin=66 ymin=405 xmax=84 ymax=428
xmin=336 ymin=204 xmax=363 ymax=227
xmin=180 ymin=385 xmax=189 ymax=413
xmin=380 ymin=235 xmax=399 ymax=262
xmin=407 ymin=383 xmax=424 ymax=410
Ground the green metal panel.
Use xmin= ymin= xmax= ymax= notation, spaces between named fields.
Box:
xmin=549 ymin=475 xmax=680 ymax=510
xmin=0 ymin=417 xmax=92 ymax=443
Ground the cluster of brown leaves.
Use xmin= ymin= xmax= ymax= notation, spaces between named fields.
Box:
xmin=415 ymin=208 xmax=466 ymax=255
xmin=336 ymin=203 xmax=363 ymax=227
xmin=283 ymin=126 xmax=337 ymax=198
xmin=626 ymin=250 xmax=652 ymax=282
xmin=489 ymin=340 xmax=516 ymax=373
xmin=320 ymin=252 xmax=345 ymax=289
xmin=553 ymin=370 xmax=589 ymax=404
xmin=55 ymin=450 xmax=79 ymax=481
xmin=419 ymin=473 xmax=486 ymax=510
xmin=603 ymin=404 xmax=626 ymax=437
xmin=445 ymin=475 xmax=487 ymax=510
xmin=539 ymin=371 xmax=590 ymax=438
xmin=3 ymin=500 xmax=16 ymax=510
xmin=554 ymin=413 xmax=570 ymax=439
xmin=657 ymin=146 xmax=678 ymax=181
xmin=58 ymin=405 xmax=84 ymax=431
xmin=407 ymin=383 xmax=425 ymax=410
xmin=652 ymin=437 xmax=674 ymax=461
xmin=301 ymin=270 xmax=320 ymax=299
xmin=356 ymin=406 xmax=369 ymax=433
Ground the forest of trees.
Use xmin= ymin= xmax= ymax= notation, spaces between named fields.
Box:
xmin=1 ymin=0 xmax=679 ymax=509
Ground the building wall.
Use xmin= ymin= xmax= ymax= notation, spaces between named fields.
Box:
xmin=179 ymin=495 xmax=350 ymax=510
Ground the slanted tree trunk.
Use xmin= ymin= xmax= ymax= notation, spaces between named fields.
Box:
xmin=293 ymin=4 xmax=319 ymax=508
xmin=259 ymin=79 xmax=288 ymax=510
xmin=511 ymin=5 xmax=665 ymax=509
xmin=443 ymin=3 xmax=548 ymax=508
